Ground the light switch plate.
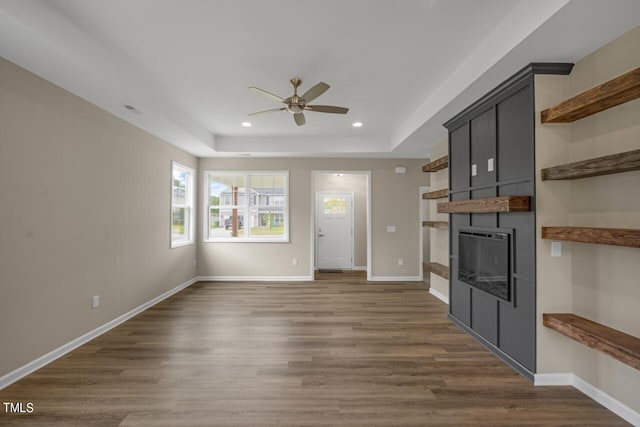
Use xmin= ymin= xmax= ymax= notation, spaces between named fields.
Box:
xmin=488 ymin=158 xmax=494 ymax=172
xmin=551 ymin=241 xmax=562 ymax=257
xmin=387 ymin=226 xmax=396 ymax=233
xmin=471 ymin=164 xmax=477 ymax=176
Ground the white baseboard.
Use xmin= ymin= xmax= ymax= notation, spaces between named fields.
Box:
xmin=573 ymin=374 xmax=639 ymax=426
xmin=429 ymin=288 xmax=449 ymax=305
xmin=198 ymin=275 xmax=313 ymax=282
xmin=368 ymin=276 xmax=422 ymax=282
xmin=352 ymin=266 xmax=367 ymax=271
xmin=534 ymin=373 xmax=640 ymax=425
xmin=533 ymin=373 xmax=573 ymax=386
xmin=0 ymin=276 xmax=198 ymax=391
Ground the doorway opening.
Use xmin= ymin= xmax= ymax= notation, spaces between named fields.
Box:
xmin=311 ymin=171 xmax=371 ymax=280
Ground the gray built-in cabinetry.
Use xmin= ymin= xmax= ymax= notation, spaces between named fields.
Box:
xmin=443 ymin=63 xmax=573 ymax=380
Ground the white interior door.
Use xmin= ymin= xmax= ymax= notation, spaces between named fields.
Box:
xmin=316 ymin=192 xmax=353 ymax=270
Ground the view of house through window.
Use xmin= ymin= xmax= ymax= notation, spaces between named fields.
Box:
xmin=205 ymin=171 xmax=288 ymax=241
xmin=171 ymin=162 xmax=194 ymax=247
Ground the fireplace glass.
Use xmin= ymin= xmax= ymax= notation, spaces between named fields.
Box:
xmin=458 ymin=231 xmax=510 ymax=301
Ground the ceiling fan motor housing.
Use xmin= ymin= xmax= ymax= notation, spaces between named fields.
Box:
xmin=286 ymin=95 xmax=305 ymax=113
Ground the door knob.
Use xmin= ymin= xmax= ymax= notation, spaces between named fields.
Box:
xmin=318 ymin=234 xmax=325 ymax=237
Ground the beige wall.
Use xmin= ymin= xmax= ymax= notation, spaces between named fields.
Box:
xmin=0 ymin=57 xmax=197 ymax=377
xmin=314 ymin=173 xmax=367 ymax=268
xmin=427 ymin=140 xmax=449 ymax=299
xmin=535 ymin=26 xmax=640 ymax=412
xmin=197 ymin=158 xmax=425 ymax=279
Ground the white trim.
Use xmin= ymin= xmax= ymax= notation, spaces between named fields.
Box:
xmin=310 ymin=171 xmax=372 ymax=281
xmin=573 ymin=375 xmax=640 ymax=426
xmin=202 ymin=170 xmax=290 ymax=243
xmin=369 ymin=276 xmax=423 ymax=282
xmin=429 ymin=287 xmax=449 ymax=304
xmin=366 ymin=172 xmax=372 ymax=281
xmin=533 ymin=373 xmax=640 ymax=425
xmin=533 ymin=373 xmax=573 ymax=386
xmin=0 ymin=276 xmax=198 ymax=391
xmin=419 ymin=185 xmax=430 ymax=281
xmin=353 ymin=266 xmax=367 ymax=271
xmin=171 ymin=161 xmax=195 ymax=248
xmin=198 ymin=275 xmax=313 ymax=282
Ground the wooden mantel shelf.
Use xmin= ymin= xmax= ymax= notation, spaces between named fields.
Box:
xmin=422 ymin=189 xmax=448 ymax=200
xmin=543 ymin=313 xmax=640 ymax=370
xmin=438 ymin=196 xmax=530 ymax=214
xmin=541 ymin=66 xmax=640 ymax=123
xmin=542 ymin=148 xmax=640 ymax=180
xmin=423 ymin=262 xmax=449 ymax=280
xmin=422 ymin=221 xmax=448 ymax=229
xmin=542 ymin=226 xmax=640 ymax=248
xmin=422 ymin=155 xmax=448 ymax=173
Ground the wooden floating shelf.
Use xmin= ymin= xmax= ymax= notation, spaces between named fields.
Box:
xmin=422 ymin=155 xmax=448 ymax=173
xmin=422 ymin=188 xmax=449 ymax=200
xmin=438 ymin=196 xmax=530 ymax=214
xmin=423 ymin=262 xmax=449 ymax=280
xmin=543 ymin=313 xmax=640 ymax=370
xmin=422 ymin=221 xmax=448 ymax=229
xmin=541 ymin=66 xmax=640 ymax=123
xmin=542 ymin=148 xmax=640 ymax=180
xmin=542 ymin=226 xmax=640 ymax=248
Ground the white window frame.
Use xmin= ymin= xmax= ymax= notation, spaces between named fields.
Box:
xmin=171 ymin=161 xmax=195 ymax=248
xmin=203 ymin=170 xmax=290 ymax=243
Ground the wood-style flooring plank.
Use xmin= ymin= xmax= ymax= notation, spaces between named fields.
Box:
xmin=0 ymin=279 xmax=630 ymax=426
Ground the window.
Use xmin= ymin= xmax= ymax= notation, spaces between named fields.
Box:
xmin=171 ymin=162 xmax=195 ymax=248
xmin=204 ymin=171 xmax=289 ymax=242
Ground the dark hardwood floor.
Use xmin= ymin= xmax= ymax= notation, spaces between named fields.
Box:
xmin=0 ymin=278 xmax=629 ymax=426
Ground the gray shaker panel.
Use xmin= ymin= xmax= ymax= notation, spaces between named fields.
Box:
xmin=470 ymin=108 xmax=496 ymax=188
xmin=450 ymin=124 xmax=470 ymax=191
xmin=498 ymin=278 xmax=535 ymax=370
xmin=497 ymin=86 xmax=534 ymax=183
xmin=471 ymin=289 xmax=499 ymax=345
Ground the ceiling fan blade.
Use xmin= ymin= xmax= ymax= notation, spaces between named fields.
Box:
xmin=248 ymin=107 xmax=285 ymax=116
xmin=248 ymin=86 xmax=284 ymax=102
xmin=294 ymin=112 xmax=306 ymax=126
xmin=301 ymin=82 xmax=329 ymax=103
xmin=305 ymin=105 xmax=349 ymax=114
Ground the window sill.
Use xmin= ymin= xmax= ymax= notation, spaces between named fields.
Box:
xmin=203 ymin=238 xmax=290 ymax=243
xmin=171 ymin=240 xmax=195 ymax=249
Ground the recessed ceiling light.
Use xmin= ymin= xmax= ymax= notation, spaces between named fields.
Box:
xmin=241 ymin=122 xmax=252 ymax=127
xmin=352 ymin=122 xmax=363 ymax=127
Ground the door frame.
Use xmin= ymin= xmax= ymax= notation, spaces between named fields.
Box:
xmin=310 ymin=171 xmax=372 ymax=280
xmin=419 ymin=185 xmax=430 ymax=282
xmin=315 ymin=191 xmax=355 ymax=270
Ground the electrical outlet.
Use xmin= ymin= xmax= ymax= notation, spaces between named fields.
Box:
xmin=92 ymin=295 xmax=100 ymax=309
xmin=398 ymin=258 xmax=403 ymax=266
xmin=488 ymin=158 xmax=494 ymax=172
xmin=292 ymin=258 xmax=298 ymax=266
xmin=551 ymin=241 xmax=562 ymax=257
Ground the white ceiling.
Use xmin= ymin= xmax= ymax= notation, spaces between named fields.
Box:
xmin=1 ymin=0 xmax=639 ymax=158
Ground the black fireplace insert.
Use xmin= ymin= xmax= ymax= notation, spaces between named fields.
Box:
xmin=458 ymin=230 xmax=510 ymax=301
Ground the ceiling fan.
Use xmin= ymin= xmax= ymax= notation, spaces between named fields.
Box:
xmin=248 ymin=78 xmax=349 ymax=126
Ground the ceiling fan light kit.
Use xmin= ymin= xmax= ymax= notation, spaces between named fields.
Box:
xmin=249 ymin=78 xmax=349 ymax=126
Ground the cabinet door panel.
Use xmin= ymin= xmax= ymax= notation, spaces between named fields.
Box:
xmin=471 ymin=289 xmax=498 ymax=345
xmin=450 ymin=124 xmax=470 ymax=191
xmin=470 ymin=108 xmax=496 ymax=188
xmin=497 ymin=86 xmax=533 ymax=182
